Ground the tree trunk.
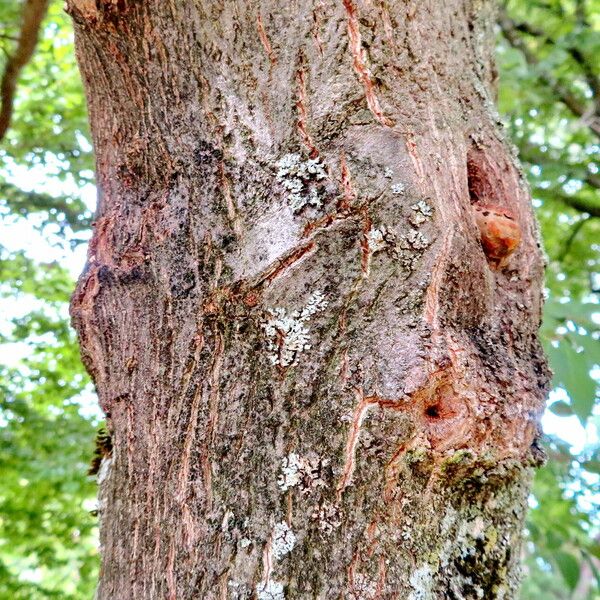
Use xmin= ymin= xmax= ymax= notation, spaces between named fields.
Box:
xmin=68 ymin=1 xmax=549 ymax=598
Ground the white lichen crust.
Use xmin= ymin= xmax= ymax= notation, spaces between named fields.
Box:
xmin=311 ymin=501 xmax=342 ymax=535
xmin=366 ymin=227 xmax=387 ymax=253
xmin=271 ymin=521 xmax=296 ymax=561
xmin=262 ymin=291 xmax=329 ymax=367
xmin=410 ymin=200 xmax=433 ymax=225
xmin=278 ymin=453 xmax=303 ymax=491
xmin=408 ymin=565 xmax=434 ymax=600
xmin=278 ymin=452 xmax=329 ymax=493
xmin=351 ymin=573 xmax=378 ymax=599
xmin=256 ymin=580 xmax=285 ymax=600
xmin=276 ymin=153 xmax=327 ymax=212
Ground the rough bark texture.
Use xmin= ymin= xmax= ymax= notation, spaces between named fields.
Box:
xmin=68 ymin=1 xmax=550 ymax=598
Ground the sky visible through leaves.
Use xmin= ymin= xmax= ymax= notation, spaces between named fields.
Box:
xmin=0 ymin=1 xmax=598 ymax=598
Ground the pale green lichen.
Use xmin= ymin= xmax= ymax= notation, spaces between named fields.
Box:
xmin=442 ymin=449 xmax=474 ymax=467
xmin=404 ymin=448 xmax=429 ymax=464
xmin=485 ymin=525 xmax=498 ymax=551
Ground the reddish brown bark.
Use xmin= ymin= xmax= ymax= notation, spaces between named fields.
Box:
xmin=68 ymin=1 xmax=549 ymax=598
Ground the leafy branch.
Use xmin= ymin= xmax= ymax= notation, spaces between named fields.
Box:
xmin=0 ymin=180 xmax=92 ymax=233
xmin=513 ymin=139 xmax=600 ymax=217
xmin=498 ymin=7 xmax=600 ymax=139
xmin=552 ymin=193 xmax=600 ymax=219
xmin=506 ymin=15 xmax=600 ymax=103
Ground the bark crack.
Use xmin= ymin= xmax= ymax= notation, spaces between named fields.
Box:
xmin=342 ymin=0 xmax=394 ymax=127
xmin=337 ymin=387 xmax=412 ymax=501
xmin=257 ymin=13 xmax=277 ymax=65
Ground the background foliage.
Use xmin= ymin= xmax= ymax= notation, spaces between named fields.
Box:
xmin=0 ymin=0 xmax=598 ymax=597
xmin=498 ymin=2 xmax=600 ymax=597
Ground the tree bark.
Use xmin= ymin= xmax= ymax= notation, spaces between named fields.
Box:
xmin=68 ymin=1 xmax=550 ymax=598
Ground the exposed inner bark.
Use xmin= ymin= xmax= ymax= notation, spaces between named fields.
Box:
xmin=67 ymin=1 xmax=550 ymax=598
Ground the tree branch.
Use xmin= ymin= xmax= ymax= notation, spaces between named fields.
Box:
xmin=558 ymin=216 xmax=590 ymax=262
xmin=0 ymin=0 xmax=50 ymax=142
xmin=0 ymin=180 xmax=92 ymax=232
xmin=585 ymin=172 xmax=600 ymax=190
xmin=511 ymin=18 xmax=600 ymax=103
xmin=498 ymin=9 xmax=600 ymax=138
xmin=515 ymin=144 xmax=600 ymax=217
xmin=567 ymin=46 xmax=600 ymax=105
xmin=575 ymin=0 xmax=589 ymax=28
xmin=552 ymin=193 xmax=600 ymax=218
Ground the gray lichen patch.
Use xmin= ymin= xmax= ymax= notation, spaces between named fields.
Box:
xmin=278 ymin=452 xmax=329 ymax=494
xmin=354 ymin=196 xmax=435 ymax=281
xmin=262 ymin=291 xmax=329 ymax=367
xmin=410 ymin=200 xmax=434 ymax=226
xmin=390 ymin=228 xmax=432 ymax=273
xmin=272 ymin=521 xmax=297 ymax=561
xmin=276 ymin=153 xmax=327 ymax=212
xmin=391 ymin=182 xmax=406 ymax=195
xmin=256 ymin=580 xmax=285 ymax=600
xmin=403 ymin=230 xmax=430 ymax=251
xmin=365 ymin=227 xmax=387 ymax=254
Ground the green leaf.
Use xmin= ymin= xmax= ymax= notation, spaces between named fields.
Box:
xmin=581 ymin=460 xmax=600 ymax=474
xmin=545 ymin=341 xmax=597 ymax=424
xmin=555 ymin=551 xmax=581 ymax=591
xmin=548 ymin=401 xmax=573 ymax=416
